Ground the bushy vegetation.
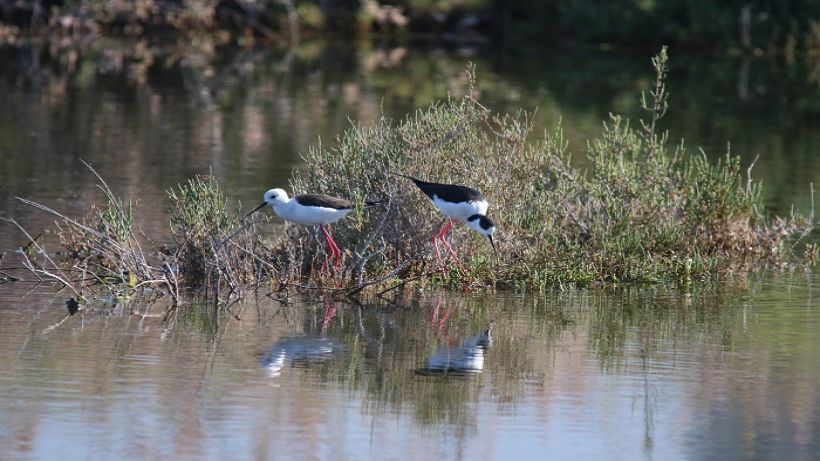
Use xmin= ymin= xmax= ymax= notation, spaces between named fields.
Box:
xmin=286 ymin=49 xmax=812 ymax=290
xmin=14 ymin=165 xmax=275 ymax=304
xmin=8 ymin=49 xmax=814 ymax=303
xmin=166 ymin=174 xmax=264 ymax=288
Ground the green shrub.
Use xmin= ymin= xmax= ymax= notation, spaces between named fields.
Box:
xmin=279 ymin=49 xmax=812 ymax=289
xmin=166 ymin=174 xmax=268 ymax=288
xmin=168 ymin=174 xmax=236 ymax=242
xmin=24 ymin=49 xmax=815 ymax=300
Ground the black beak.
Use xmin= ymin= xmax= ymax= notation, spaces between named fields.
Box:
xmin=488 ymin=235 xmax=497 ymax=256
xmin=245 ymin=202 xmax=267 ymax=219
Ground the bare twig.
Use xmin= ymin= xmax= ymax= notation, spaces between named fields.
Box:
xmin=14 ymin=197 xmax=127 ymax=253
xmin=42 ymin=313 xmax=73 ymax=334
xmin=746 ymin=153 xmax=759 ymax=196
xmin=345 ymin=250 xmax=426 ymax=296
xmin=1 ymin=217 xmax=80 ymax=296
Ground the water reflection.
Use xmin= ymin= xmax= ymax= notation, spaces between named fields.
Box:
xmin=0 ymin=275 xmax=818 ymax=459
xmin=259 ymin=301 xmax=343 ymax=377
xmin=1 ymin=39 xmax=819 ymax=256
xmin=260 ymin=336 xmax=343 ymax=378
xmin=421 ymin=325 xmax=492 ymax=375
xmin=1 ymin=33 xmax=819 ymax=460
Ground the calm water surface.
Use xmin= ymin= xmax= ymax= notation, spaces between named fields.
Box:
xmin=1 ymin=38 xmax=818 ymax=239
xmin=1 ymin=38 xmax=819 ymax=460
xmin=1 ymin=275 xmax=819 ymax=460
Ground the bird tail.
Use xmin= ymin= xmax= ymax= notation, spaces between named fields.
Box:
xmin=389 ymin=171 xmax=421 ymax=184
xmin=364 ymin=199 xmax=387 ymax=208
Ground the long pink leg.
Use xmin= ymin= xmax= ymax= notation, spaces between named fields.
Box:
xmin=320 ymin=226 xmax=342 ymax=268
xmin=439 ymin=237 xmax=467 ymax=274
xmin=317 ymin=227 xmax=335 ymax=277
xmin=321 ymin=302 xmax=338 ymax=333
xmin=327 ymin=228 xmax=342 ymax=267
xmin=438 ymin=219 xmax=466 ymax=273
xmin=431 ymin=220 xmax=453 ymax=277
xmin=329 ymin=238 xmax=342 ymax=268
xmin=436 ymin=220 xmax=454 ymax=239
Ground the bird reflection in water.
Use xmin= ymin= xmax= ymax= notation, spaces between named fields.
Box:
xmin=260 ymin=302 xmax=343 ymax=377
xmin=260 ymin=337 xmax=343 ymax=377
xmin=420 ymin=323 xmax=493 ymax=376
xmin=431 ymin=296 xmax=455 ymax=336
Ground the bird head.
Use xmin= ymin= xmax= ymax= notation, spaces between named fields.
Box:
xmin=466 ymin=214 xmax=497 ymax=254
xmin=264 ymin=188 xmax=289 ymax=205
xmin=246 ymin=188 xmax=289 ymax=218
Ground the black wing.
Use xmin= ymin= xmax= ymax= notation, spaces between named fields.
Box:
xmin=395 ymin=173 xmax=484 ymax=204
xmin=294 ymin=194 xmax=353 ymax=210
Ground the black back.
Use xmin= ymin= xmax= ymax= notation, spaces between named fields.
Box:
xmin=294 ymin=194 xmax=385 ymax=210
xmin=294 ymin=194 xmax=353 ymax=210
xmin=396 ymin=174 xmax=485 ymax=204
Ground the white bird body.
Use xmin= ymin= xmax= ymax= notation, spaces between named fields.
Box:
xmin=257 ymin=188 xmax=356 ymax=226
xmin=270 ymin=198 xmax=353 ymax=225
xmin=425 ymin=327 xmax=492 ymax=374
xmin=431 ymin=195 xmax=489 ymax=223
xmin=247 ymin=188 xmax=384 ymax=268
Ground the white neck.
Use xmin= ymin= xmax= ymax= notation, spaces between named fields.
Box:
xmin=272 ymin=200 xmax=293 ymax=216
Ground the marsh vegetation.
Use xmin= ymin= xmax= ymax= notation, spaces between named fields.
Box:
xmin=5 ymin=48 xmax=814 ymax=310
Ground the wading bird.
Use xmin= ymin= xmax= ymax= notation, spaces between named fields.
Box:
xmin=246 ymin=188 xmax=382 ymax=268
xmin=423 ymin=324 xmax=493 ymax=375
xmin=393 ymin=173 xmax=496 ymax=273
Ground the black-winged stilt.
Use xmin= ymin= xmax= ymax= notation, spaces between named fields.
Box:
xmin=246 ymin=188 xmax=382 ymax=267
xmin=260 ymin=336 xmax=343 ymax=378
xmin=423 ymin=324 xmax=493 ymax=375
xmin=394 ymin=173 xmax=496 ymax=273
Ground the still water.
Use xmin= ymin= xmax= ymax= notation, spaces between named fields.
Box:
xmin=1 ymin=38 xmax=819 ymax=460
xmin=1 ymin=276 xmax=819 ymax=460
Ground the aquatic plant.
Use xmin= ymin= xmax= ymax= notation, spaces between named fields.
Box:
xmin=6 ymin=48 xmax=814 ymax=303
xmin=285 ymin=47 xmax=813 ymax=289
xmin=9 ymin=165 xmax=276 ymax=305
xmin=166 ymin=174 xmax=262 ymax=288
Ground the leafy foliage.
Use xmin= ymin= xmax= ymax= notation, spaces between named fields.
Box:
xmin=24 ymin=50 xmax=816 ymax=298
xmin=284 ymin=50 xmax=813 ymax=289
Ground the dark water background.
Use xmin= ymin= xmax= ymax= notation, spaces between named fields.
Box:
xmin=1 ymin=39 xmax=819 ymax=460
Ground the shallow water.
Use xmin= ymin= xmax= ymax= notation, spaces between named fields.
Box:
xmin=1 ymin=39 xmax=820 ymax=460
xmin=1 ymin=274 xmax=819 ymax=460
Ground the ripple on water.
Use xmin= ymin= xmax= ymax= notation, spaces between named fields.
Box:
xmin=0 ymin=273 xmax=819 ymax=460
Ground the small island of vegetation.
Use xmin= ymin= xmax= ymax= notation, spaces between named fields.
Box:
xmin=4 ymin=48 xmax=815 ymax=309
